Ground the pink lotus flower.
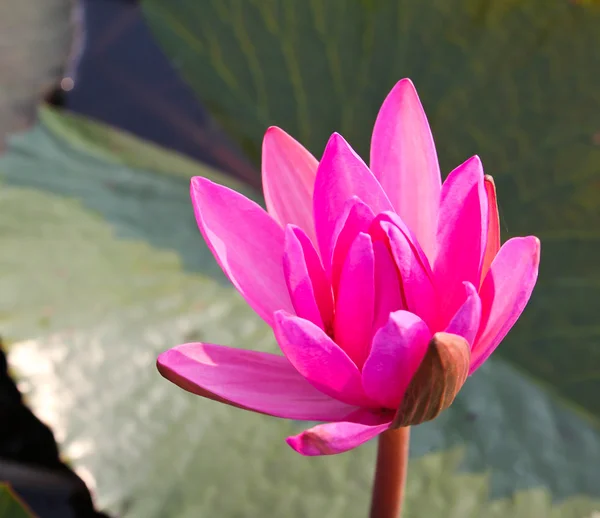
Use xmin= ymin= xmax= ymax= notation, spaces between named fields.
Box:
xmin=157 ymin=79 xmax=540 ymax=456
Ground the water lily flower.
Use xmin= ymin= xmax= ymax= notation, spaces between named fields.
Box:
xmin=157 ymin=79 xmax=540 ymax=456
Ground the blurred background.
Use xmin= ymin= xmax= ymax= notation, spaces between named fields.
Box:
xmin=1 ymin=0 xmax=599 ymax=516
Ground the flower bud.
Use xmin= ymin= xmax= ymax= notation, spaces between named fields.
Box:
xmin=392 ymin=332 xmax=470 ymax=428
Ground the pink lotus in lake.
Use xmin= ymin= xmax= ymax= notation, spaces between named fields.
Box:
xmin=157 ymin=79 xmax=540 ymax=456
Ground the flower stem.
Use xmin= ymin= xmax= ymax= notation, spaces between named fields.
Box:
xmin=369 ymin=426 xmax=410 ymax=518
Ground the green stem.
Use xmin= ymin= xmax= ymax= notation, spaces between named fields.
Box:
xmin=369 ymin=427 xmax=410 ymax=518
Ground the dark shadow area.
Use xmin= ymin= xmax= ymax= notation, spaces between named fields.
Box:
xmin=0 ymin=340 xmax=110 ymax=518
xmin=54 ymin=0 xmax=259 ymax=189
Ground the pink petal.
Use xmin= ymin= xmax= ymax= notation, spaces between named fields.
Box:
xmin=370 ymin=78 xmax=441 ymax=260
xmin=362 ymin=310 xmax=431 ymax=409
xmin=329 ymin=197 xmax=375 ymax=291
xmin=371 ymin=216 xmax=438 ymax=329
xmin=334 ymin=232 xmax=376 ymax=368
xmin=286 ymin=410 xmax=392 ymax=456
xmin=190 ymin=177 xmax=293 ymax=326
xmin=434 ymin=156 xmax=487 ymax=325
xmin=313 ymin=133 xmax=393 ymax=265
xmin=273 ymin=311 xmax=373 ymax=407
xmin=372 ymin=241 xmax=404 ymax=332
xmin=481 ymin=175 xmax=501 ymax=285
xmin=262 ymin=127 xmax=319 ymax=243
xmin=470 ymin=236 xmax=541 ymax=373
xmin=283 ymin=226 xmax=334 ymax=331
xmin=157 ymin=343 xmax=357 ymax=421
xmin=371 ymin=211 xmax=433 ymax=278
xmin=445 ymin=282 xmax=482 ymax=347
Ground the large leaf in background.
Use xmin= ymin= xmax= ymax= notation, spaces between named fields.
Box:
xmin=1 ymin=111 xmax=600 ymax=517
xmin=0 ymin=0 xmax=79 ymax=148
xmin=0 ymin=485 xmax=34 ymax=518
xmin=140 ymin=0 xmax=600 ymax=421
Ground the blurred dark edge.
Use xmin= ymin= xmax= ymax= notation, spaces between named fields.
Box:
xmin=46 ymin=0 xmax=261 ymax=189
xmin=1 ymin=341 xmax=110 ymax=518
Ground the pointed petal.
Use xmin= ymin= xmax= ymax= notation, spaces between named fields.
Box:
xmin=434 ymin=156 xmax=487 ymax=324
xmin=362 ymin=311 xmax=431 ymax=409
xmin=334 ymin=232 xmax=376 ymax=368
xmin=470 ymin=237 xmax=541 ymax=373
xmin=313 ymin=133 xmax=393 ymax=264
xmin=286 ymin=410 xmax=391 ymax=456
xmin=273 ymin=311 xmax=373 ymax=407
xmin=157 ymin=343 xmax=357 ymax=421
xmin=481 ymin=175 xmax=501 ymax=285
xmin=190 ymin=177 xmax=293 ymax=325
xmin=370 ymin=78 xmax=441 ymax=259
xmin=372 ymin=241 xmax=404 ymax=332
xmin=371 ymin=211 xmax=433 ymax=282
xmin=329 ymin=197 xmax=375 ymax=290
xmin=283 ymin=226 xmax=334 ymax=330
xmin=262 ymin=127 xmax=319 ymax=243
xmin=445 ymin=282 xmax=482 ymax=347
xmin=371 ymin=216 xmax=438 ymax=329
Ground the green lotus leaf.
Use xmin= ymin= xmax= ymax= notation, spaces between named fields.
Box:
xmin=0 ymin=484 xmax=35 ymax=518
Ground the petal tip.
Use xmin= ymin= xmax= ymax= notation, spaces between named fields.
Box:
xmin=265 ymin=125 xmax=281 ymax=135
xmin=285 ymin=435 xmax=311 ymax=455
xmin=156 ymin=346 xmax=180 ymax=369
xmin=155 ymin=351 xmax=169 ymax=375
xmin=327 ymin=132 xmax=345 ymax=147
xmin=285 ymin=431 xmax=334 ymax=456
xmin=386 ymin=78 xmax=418 ymax=97
xmin=521 ymin=235 xmax=541 ymax=259
xmin=155 ymin=346 xmax=188 ymax=386
xmin=283 ymin=223 xmax=298 ymax=239
xmin=273 ymin=310 xmax=298 ymax=332
xmin=263 ymin=125 xmax=291 ymax=144
xmin=395 ymin=77 xmax=416 ymax=91
xmin=380 ymin=78 xmax=422 ymax=112
xmin=190 ymin=176 xmax=218 ymax=201
xmin=190 ymin=175 xmax=209 ymax=189
xmin=320 ymin=132 xmax=363 ymax=170
xmin=468 ymin=155 xmax=483 ymax=168
xmin=462 ymin=280 xmax=478 ymax=295
xmin=532 ymin=237 xmax=541 ymax=262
